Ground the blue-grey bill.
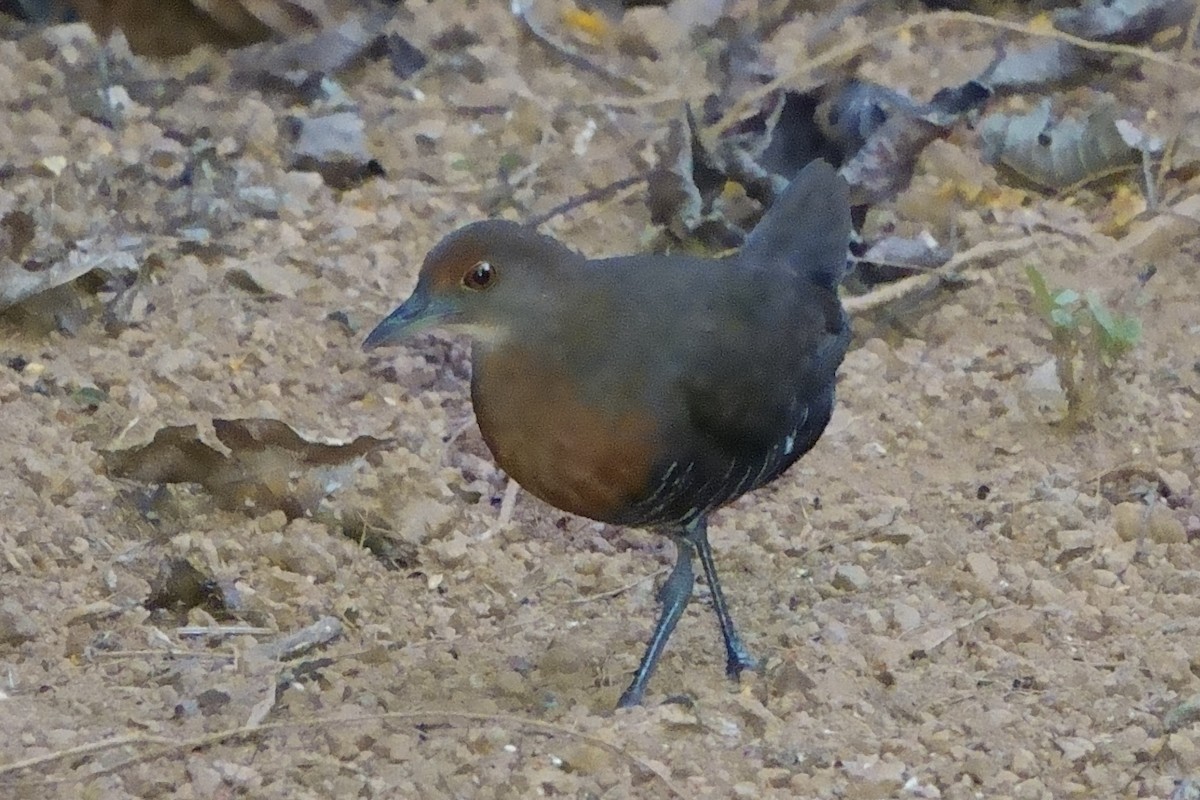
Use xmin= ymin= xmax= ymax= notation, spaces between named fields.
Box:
xmin=362 ymin=293 xmax=447 ymax=351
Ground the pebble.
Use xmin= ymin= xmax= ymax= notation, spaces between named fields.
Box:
xmin=832 ymin=564 xmax=870 ymax=592
xmin=430 ymin=531 xmax=470 ymax=567
xmin=1055 ymin=736 xmax=1095 ymax=761
xmin=1054 ymin=529 xmax=1095 ymax=552
xmin=0 ymin=598 xmax=37 ymax=645
xmin=289 ymin=111 xmax=376 ymax=188
xmin=1167 ymin=733 xmax=1200 ymax=770
xmin=891 ymin=601 xmax=921 ymax=632
xmin=238 ymin=185 xmax=282 ymax=216
xmin=1160 ymin=469 xmax=1192 ymax=497
xmin=1113 ymin=502 xmax=1144 ymax=541
xmin=1148 ymin=505 xmax=1186 ymax=544
xmin=1029 ymin=579 xmax=1066 ymax=605
xmin=966 ymin=552 xmax=999 ymax=585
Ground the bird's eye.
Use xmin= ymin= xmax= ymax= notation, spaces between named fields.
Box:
xmin=463 ymin=261 xmax=495 ymax=290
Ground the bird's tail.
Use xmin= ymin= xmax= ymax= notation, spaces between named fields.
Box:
xmin=739 ymin=160 xmax=852 ymax=291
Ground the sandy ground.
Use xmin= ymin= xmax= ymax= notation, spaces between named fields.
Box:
xmin=1 ymin=3 xmax=1199 ymax=798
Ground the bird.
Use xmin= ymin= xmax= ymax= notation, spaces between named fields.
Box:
xmin=363 ymin=159 xmax=852 ymax=708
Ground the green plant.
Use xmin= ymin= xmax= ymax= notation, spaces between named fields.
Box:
xmin=1024 ymin=265 xmax=1142 ymax=426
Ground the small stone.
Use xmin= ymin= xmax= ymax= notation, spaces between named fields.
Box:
xmin=844 ymin=755 xmax=906 ymax=793
xmin=1148 ymin=505 xmax=1186 ymax=544
xmin=1024 ymin=359 xmax=1066 ymax=415
xmin=1160 ymin=469 xmax=1192 ymax=498
xmin=1014 ymin=777 xmax=1047 ymax=800
xmin=768 ymin=658 xmax=817 ymax=696
xmin=1011 ymin=748 xmax=1037 ymax=775
xmin=1055 ymin=736 xmax=1095 ymax=761
xmin=289 ymin=111 xmax=377 ymax=188
xmin=860 ymin=442 xmax=887 ymax=458
xmin=1113 ymin=502 xmax=1145 ymax=541
xmin=891 ymin=601 xmax=921 ymax=632
xmin=1165 ymin=695 xmax=1200 ymax=733
xmin=384 ymin=33 xmax=428 ymax=80
xmin=1054 ymin=529 xmax=1094 ymax=551
xmin=1101 ymin=540 xmax=1138 ymax=573
xmin=832 ymin=564 xmax=870 ymax=592
xmin=258 ymin=510 xmax=288 ymax=533
xmin=1167 ymin=733 xmax=1200 ymax=770
xmin=1054 ymin=529 xmax=1095 ymax=564
xmin=238 ymin=186 xmax=282 ymax=216
xmin=984 ymin=707 xmax=1018 ymax=728
xmin=966 ymin=552 xmax=999 ymax=585
xmin=0 ymin=598 xmax=37 ymax=645
xmin=430 ymin=532 xmax=470 ymax=567
xmin=1029 ymin=579 xmax=1066 ymax=605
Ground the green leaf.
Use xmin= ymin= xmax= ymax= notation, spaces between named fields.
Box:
xmin=1113 ymin=317 xmax=1142 ymax=344
xmin=1054 ymin=288 xmax=1080 ymax=307
xmin=1085 ymin=291 xmax=1117 ymax=334
xmin=1025 ymin=265 xmax=1054 ymax=317
xmin=72 ymin=386 xmax=108 ymax=407
xmin=1050 ymin=307 xmax=1075 ymax=328
xmin=498 ymin=152 xmax=522 ymax=172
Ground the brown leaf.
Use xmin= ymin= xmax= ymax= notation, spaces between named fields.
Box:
xmin=979 ymin=98 xmax=1144 ymax=191
xmin=68 ymin=0 xmax=375 ymax=58
xmin=103 ymin=418 xmax=393 ymax=518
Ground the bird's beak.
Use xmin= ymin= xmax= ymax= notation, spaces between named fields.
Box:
xmin=362 ymin=289 xmax=456 ymax=351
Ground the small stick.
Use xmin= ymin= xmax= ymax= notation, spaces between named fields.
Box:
xmin=527 ymin=174 xmax=648 ymax=229
xmin=496 ymin=476 xmax=520 ymax=529
xmin=250 ymin=616 xmax=344 ymax=662
xmin=844 ymin=238 xmax=1035 ymax=315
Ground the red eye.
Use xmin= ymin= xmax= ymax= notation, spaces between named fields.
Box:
xmin=463 ymin=261 xmax=495 ymax=290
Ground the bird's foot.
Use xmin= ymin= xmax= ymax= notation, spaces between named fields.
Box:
xmin=725 ymin=643 xmax=759 ymax=681
xmin=616 ymin=684 xmax=644 ymax=709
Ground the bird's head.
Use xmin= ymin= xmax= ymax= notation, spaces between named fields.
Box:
xmin=362 ymin=220 xmax=582 ymax=351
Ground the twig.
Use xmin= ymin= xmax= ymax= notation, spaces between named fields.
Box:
xmin=88 ymin=649 xmax=234 ymax=662
xmin=176 ymin=625 xmax=274 ymax=637
xmin=844 ymin=238 xmax=1035 ymax=315
xmin=911 ymin=604 xmax=1064 ymax=654
xmin=244 ymin=675 xmax=278 ymax=728
xmin=909 ymin=605 xmax=1013 ymax=653
xmin=527 ymin=174 xmax=648 ymax=229
xmin=495 ymin=477 xmax=521 ymax=529
xmin=566 ymin=568 xmax=666 ymax=606
xmin=249 ymin=616 xmax=344 ymax=662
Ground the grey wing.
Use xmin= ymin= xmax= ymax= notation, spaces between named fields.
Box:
xmin=620 ymin=281 xmax=847 ymax=527
xmin=681 ymin=309 xmax=847 ymax=510
xmin=682 ymin=277 xmax=841 ymax=455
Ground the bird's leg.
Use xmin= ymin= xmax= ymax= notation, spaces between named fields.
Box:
xmin=689 ymin=516 xmax=758 ymax=679
xmin=616 ymin=532 xmax=695 ymax=708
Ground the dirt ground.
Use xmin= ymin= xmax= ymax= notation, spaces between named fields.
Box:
xmin=2 ymin=2 xmax=1199 ymax=798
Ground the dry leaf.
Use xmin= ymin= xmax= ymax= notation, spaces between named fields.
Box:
xmin=103 ymin=418 xmax=393 ymax=519
xmin=980 ymin=98 xmax=1144 ymax=191
xmin=68 ymin=0 xmax=381 ymax=57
